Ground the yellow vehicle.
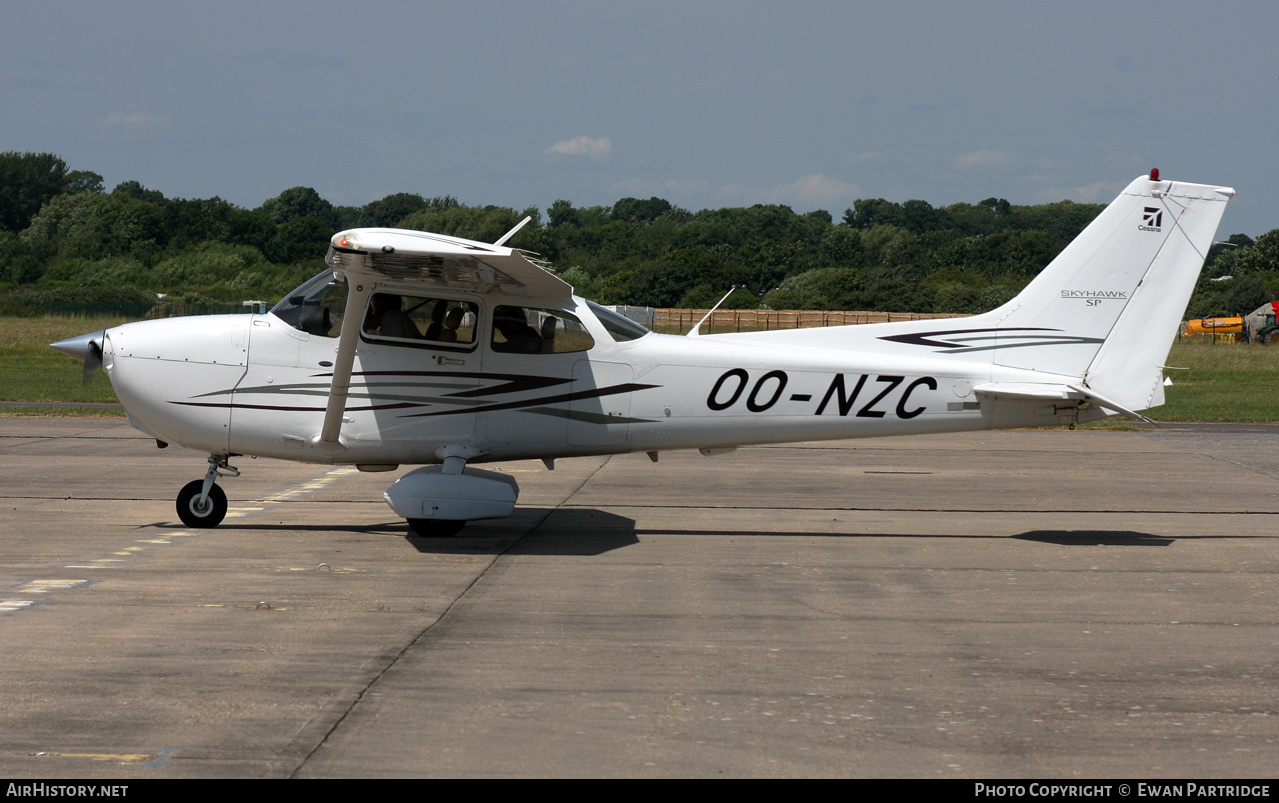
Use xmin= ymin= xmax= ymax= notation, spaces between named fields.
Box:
xmin=1183 ymin=303 xmax=1279 ymax=344
xmin=1183 ymin=314 xmax=1243 ymax=341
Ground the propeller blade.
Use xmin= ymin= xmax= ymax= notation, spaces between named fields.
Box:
xmin=82 ymin=338 xmax=103 ymax=386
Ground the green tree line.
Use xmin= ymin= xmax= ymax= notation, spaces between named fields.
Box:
xmin=2 ymin=151 xmax=1275 ymax=318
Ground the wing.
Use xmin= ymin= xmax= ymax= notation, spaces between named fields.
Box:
xmin=325 ymin=228 xmax=570 ymax=300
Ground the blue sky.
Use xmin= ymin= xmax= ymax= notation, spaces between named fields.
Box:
xmin=4 ymin=1 xmax=1276 ymax=236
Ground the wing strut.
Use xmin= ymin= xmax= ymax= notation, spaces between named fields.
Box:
xmin=313 ymin=278 xmax=373 ymax=452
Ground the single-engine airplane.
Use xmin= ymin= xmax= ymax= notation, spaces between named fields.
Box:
xmin=52 ymin=171 xmax=1234 ymax=536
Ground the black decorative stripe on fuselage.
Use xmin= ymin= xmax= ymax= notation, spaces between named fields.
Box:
xmin=170 ymin=401 xmax=427 ymax=412
xmin=309 ymin=369 xmax=571 ymax=398
xmin=879 ymin=327 xmax=1056 ymax=349
xmin=401 ymin=383 xmax=660 ymax=418
xmin=166 ymin=370 xmax=660 ymax=420
xmin=879 ymin=327 xmax=1102 ymax=353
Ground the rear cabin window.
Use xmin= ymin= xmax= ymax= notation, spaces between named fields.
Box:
xmin=362 ymin=293 xmax=479 ymax=349
xmin=490 ymin=305 xmax=595 ymax=354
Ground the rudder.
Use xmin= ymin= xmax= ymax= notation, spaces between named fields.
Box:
xmin=1082 ymin=177 xmax=1235 ymax=410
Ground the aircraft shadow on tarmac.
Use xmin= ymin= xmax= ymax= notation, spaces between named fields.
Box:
xmin=1013 ymin=530 xmax=1174 ymax=546
xmin=149 ymin=508 xmax=643 ymax=557
xmin=143 ymin=517 xmax=1193 ymax=554
xmin=417 ymin=508 xmax=642 ymax=556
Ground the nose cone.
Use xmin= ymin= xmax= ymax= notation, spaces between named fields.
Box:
xmin=50 ymin=331 xmax=103 ymax=364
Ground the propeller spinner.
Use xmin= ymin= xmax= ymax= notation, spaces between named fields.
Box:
xmin=49 ymin=329 xmax=106 ymax=385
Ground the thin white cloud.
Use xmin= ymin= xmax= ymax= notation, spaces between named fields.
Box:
xmin=663 ymin=179 xmax=709 ymax=194
xmin=544 ymin=135 xmax=612 ymax=160
xmin=104 ymin=111 xmax=161 ymax=129
xmin=612 ymin=178 xmax=709 ymax=197
xmin=90 ymin=111 xmax=171 ymax=139
xmin=1087 ymin=104 xmax=1143 ymax=119
xmin=777 ymin=173 xmax=859 ymax=206
xmin=717 ymin=173 xmax=858 ymax=208
xmin=1033 ymin=181 xmax=1126 ymax=204
xmin=611 ymin=178 xmax=652 ymax=195
xmin=840 ymin=151 xmax=885 ymax=166
xmin=244 ymin=49 xmax=347 ymax=69
xmin=954 ymin=149 xmax=1015 ymax=170
xmin=1102 ymin=153 xmax=1148 ymax=170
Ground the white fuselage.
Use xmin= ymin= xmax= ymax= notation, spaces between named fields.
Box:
xmin=58 ymin=174 xmax=1234 ymax=531
xmin=102 ymin=297 xmax=1094 ymax=468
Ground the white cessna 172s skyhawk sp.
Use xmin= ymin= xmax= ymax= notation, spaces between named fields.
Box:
xmin=52 ymin=171 xmax=1234 ymax=536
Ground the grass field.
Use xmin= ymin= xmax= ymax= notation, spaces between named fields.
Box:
xmin=0 ymin=316 xmax=124 ymax=415
xmin=2 ymin=316 xmax=1278 ymax=422
xmin=1152 ymin=337 xmax=1279 ymax=421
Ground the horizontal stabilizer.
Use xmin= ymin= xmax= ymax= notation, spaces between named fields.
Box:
xmin=973 ymin=382 xmax=1154 ymax=423
xmin=972 ymin=382 xmax=1082 ymax=401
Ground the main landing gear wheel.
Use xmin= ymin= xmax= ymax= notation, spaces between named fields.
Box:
xmin=407 ymin=519 xmax=466 ymax=538
xmin=176 ymin=480 xmax=228 ymax=528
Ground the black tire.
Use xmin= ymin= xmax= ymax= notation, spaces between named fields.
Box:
xmin=176 ymin=480 xmax=228 ymax=528
xmin=407 ymin=519 xmax=466 ymax=538
xmin=1265 ymin=330 xmax=1278 ymax=346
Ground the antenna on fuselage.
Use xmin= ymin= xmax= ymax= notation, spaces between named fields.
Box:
xmin=687 ymin=286 xmax=737 ymax=337
xmin=493 ymin=216 xmax=532 ymax=247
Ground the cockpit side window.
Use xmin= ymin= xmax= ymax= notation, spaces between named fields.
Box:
xmin=362 ymin=292 xmax=479 ymax=350
xmin=491 ymin=305 xmax=595 ymax=354
xmin=271 ymin=272 xmax=347 ymax=338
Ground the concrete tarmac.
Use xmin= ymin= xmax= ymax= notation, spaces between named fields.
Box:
xmin=0 ymin=417 xmax=1276 ymax=778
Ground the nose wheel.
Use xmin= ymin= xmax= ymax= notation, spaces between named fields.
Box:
xmin=177 ymin=480 xmax=228 ymax=528
xmin=176 ymin=455 xmax=237 ymax=528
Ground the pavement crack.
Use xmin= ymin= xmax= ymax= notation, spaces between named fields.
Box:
xmin=288 ymin=456 xmax=615 ymax=778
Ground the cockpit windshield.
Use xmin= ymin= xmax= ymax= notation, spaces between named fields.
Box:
xmin=586 ymin=300 xmax=651 ymax=342
xmin=271 ymin=271 xmax=347 ymax=338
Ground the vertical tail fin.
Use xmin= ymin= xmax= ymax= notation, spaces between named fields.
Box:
xmin=976 ymin=173 xmax=1234 ymax=409
xmin=1081 ymin=179 xmax=1235 ymax=409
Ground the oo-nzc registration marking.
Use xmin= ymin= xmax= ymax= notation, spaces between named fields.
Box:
xmin=706 ymin=369 xmax=937 ymax=419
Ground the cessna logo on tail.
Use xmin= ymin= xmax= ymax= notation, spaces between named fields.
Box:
xmin=1140 ymin=207 xmax=1162 ymax=232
